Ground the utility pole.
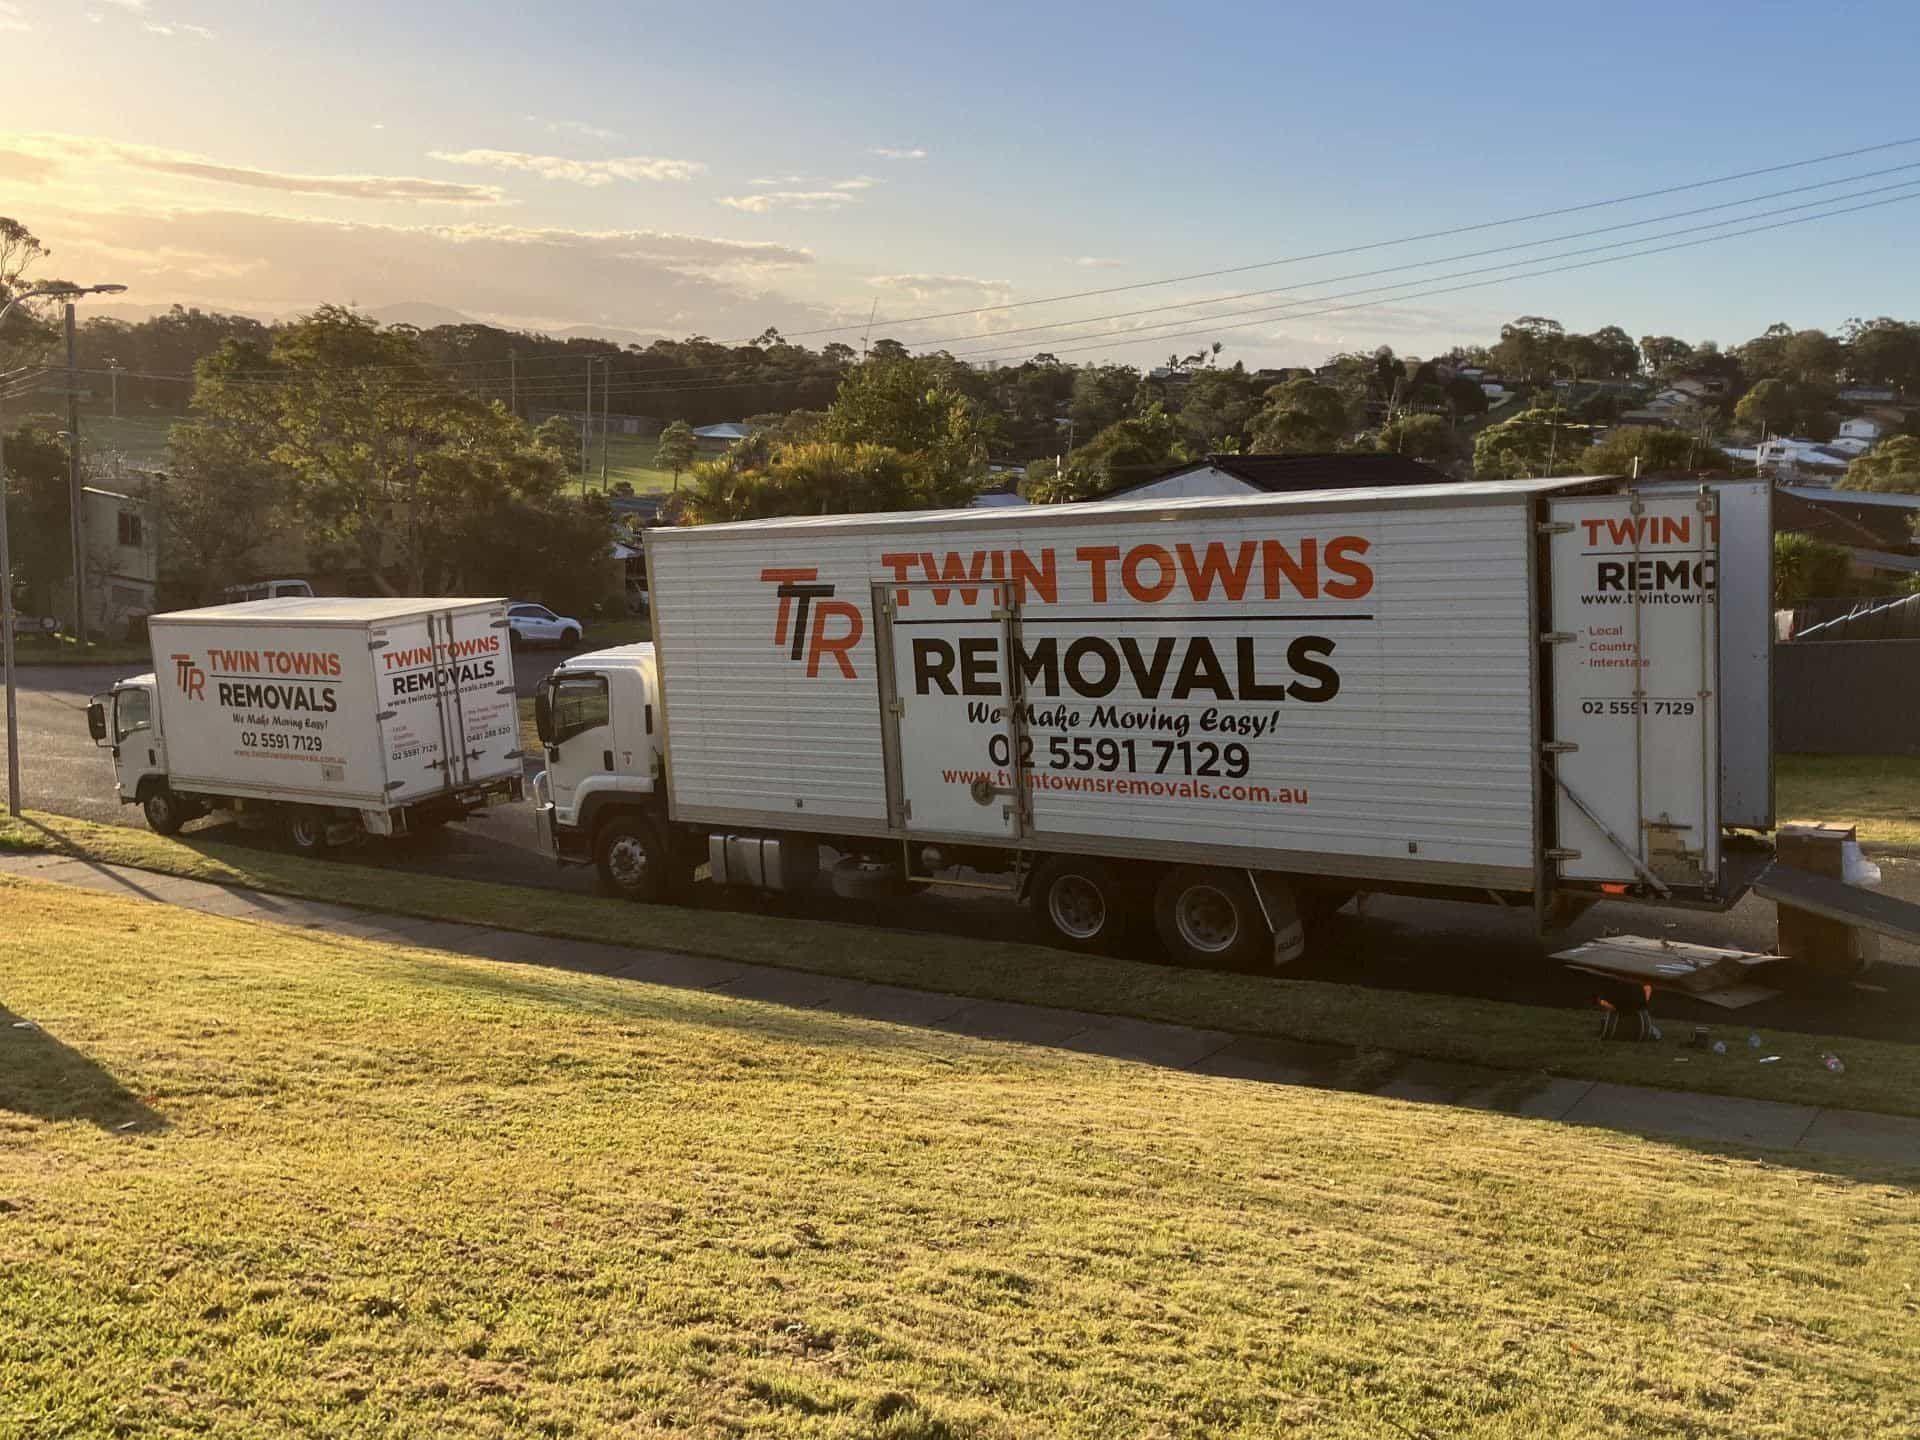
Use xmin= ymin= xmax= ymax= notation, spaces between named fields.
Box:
xmin=581 ymin=356 xmax=592 ymax=493
xmin=65 ymin=302 xmax=86 ymax=647
xmin=0 ymin=381 xmax=17 ymax=815
xmin=598 ymin=356 xmax=609 ymax=490
xmin=108 ymin=358 xmax=121 ymax=418
xmin=509 ymin=348 xmax=518 ymax=418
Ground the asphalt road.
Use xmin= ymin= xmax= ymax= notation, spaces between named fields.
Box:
xmin=8 ymin=654 xmax=1918 ymax=1046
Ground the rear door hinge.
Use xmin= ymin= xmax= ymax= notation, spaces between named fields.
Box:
xmin=1545 ymin=847 xmax=1581 ymax=861
xmin=1537 ymin=521 xmax=1575 ymax=535
xmin=1542 ymin=740 xmax=1578 ymax=754
xmin=1540 ymin=631 xmax=1576 ymax=645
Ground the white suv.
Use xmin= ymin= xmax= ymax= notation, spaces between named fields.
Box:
xmin=507 ymin=602 xmax=583 ymax=649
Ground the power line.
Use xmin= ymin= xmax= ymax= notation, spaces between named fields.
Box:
xmin=46 ymin=182 xmax=1918 ymax=410
xmin=762 ymin=133 xmax=1920 ymax=340
xmin=929 ymin=177 xmax=1920 ymax=361
xmin=950 ymin=186 xmax=1920 ymax=366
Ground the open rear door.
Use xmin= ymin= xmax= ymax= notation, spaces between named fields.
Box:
xmin=1547 ymin=490 xmax=1720 ymax=895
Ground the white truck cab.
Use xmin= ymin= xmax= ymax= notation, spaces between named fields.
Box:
xmin=533 ymin=643 xmax=672 ymax=892
xmin=87 ymin=673 xmax=180 ymax=831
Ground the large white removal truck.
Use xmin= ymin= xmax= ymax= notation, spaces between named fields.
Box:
xmin=534 ymin=476 xmax=1779 ymax=966
xmin=89 ymin=597 xmax=524 ymax=850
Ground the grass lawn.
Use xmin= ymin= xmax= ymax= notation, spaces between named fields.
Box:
xmin=3 ymin=809 xmax=1914 ymax=1118
xmin=2 ymin=881 xmax=1916 ymax=1438
xmin=1776 ymin=753 xmax=1920 ymax=848
xmin=11 ymin=633 xmax=152 ymax=665
xmin=600 ymin=433 xmax=691 ymax=495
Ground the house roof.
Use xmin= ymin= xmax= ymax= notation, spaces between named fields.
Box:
xmin=1100 ymin=452 xmax=1455 ymax=499
xmin=692 ymin=422 xmax=752 ymax=440
xmin=1772 ymin=490 xmax=1902 ymax=551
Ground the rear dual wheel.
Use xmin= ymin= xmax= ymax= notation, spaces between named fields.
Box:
xmin=1029 ymin=855 xmax=1136 ymax=953
xmin=1153 ymin=866 xmax=1270 ymax=970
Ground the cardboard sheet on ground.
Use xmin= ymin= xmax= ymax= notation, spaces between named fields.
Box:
xmin=1554 ymin=934 xmax=1785 ymax=1009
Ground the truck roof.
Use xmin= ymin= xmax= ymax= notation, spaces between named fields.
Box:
xmin=155 ymin=597 xmax=507 ymax=625
xmin=557 ymin=642 xmax=654 ymax=671
xmin=646 ymin=475 xmax=1614 ymax=543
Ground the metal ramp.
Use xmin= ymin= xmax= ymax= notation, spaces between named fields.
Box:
xmin=1752 ymin=862 xmax=1920 ymax=947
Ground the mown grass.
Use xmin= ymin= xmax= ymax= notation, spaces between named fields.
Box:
xmin=1776 ymin=753 xmax=1920 ymax=848
xmin=2 ymin=809 xmax=1914 ymax=1117
xmin=12 ymin=633 xmax=152 ymax=665
xmin=1 ymin=882 xmax=1915 ymax=1438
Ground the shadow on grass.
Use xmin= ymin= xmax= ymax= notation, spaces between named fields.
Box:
xmin=0 ymin=1004 xmax=167 ymax=1132
xmin=362 ymin=944 xmax=1920 ymax=1190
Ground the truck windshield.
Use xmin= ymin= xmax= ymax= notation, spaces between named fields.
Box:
xmin=550 ymin=674 xmax=609 ymax=745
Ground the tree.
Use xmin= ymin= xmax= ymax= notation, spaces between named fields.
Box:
xmin=0 ymin=421 xmax=71 ymax=611
xmin=1035 ymin=402 xmax=1189 ymax=501
xmin=1248 ymin=380 xmax=1350 ymax=452
xmin=1472 ymin=406 xmax=1582 ymax=479
xmin=655 ymin=419 xmax=697 ymax=491
xmin=1838 ymin=435 xmax=1920 ymax=494
xmin=181 ymin=306 xmax=610 ymax=606
xmin=1579 ymin=426 xmax=1731 ymax=477
xmin=823 ymin=355 xmax=995 ymax=493
xmin=1842 ymin=317 xmax=1920 ymax=393
xmin=1773 ymin=532 xmax=1854 ymax=606
xmin=1639 ymin=335 xmax=1694 ymax=377
xmin=679 ymin=441 xmax=952 ymax=523
xmin=0 ymin=216 xmax=57 ymax=363
xmin=1176 ymin=364 xmax=1257 ymax=451
xmin=1068 ymin=364 xmax=1138 ymax=441
xmin=1491 ymin=316 xmax=1566 ymax=384
xmin=1373 ymin=414 xmax=1457 ymax=465
xmin=1733 ymin=378 xmax=1832 ymax=438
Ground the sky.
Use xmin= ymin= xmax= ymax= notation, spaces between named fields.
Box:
xmin=4 ymin=0 xmax=1920 ymax=370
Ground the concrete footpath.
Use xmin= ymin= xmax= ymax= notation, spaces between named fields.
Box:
xmin=5 ymin=850 xmax=1917 ymax=1168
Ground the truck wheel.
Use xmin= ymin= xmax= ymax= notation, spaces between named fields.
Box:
xmin=142 ymin=785 xmax=186 ymax=837
xmin=596 ymin=816 xmax=678 ymax=902
xmin=283 ymin=807 xmax=331 ymax=856
xmin=1154 ymin=866 xmax=1267 ymax=969
xmin=1029 ymin=855 xmax=1132 ymax=952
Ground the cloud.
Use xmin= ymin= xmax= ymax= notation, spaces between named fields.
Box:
xmin=830 ymin=175 xmax=879 ymax=192
xmin=0 ymin=148 xmax=56 ymax=182
xmin=101 ymin=0 xmax=147 ymax=9
xmin=0 ymin=1 xmax=30 ymax=33
xmin=719 ymin=190 xmax=861 ymax=213
xmin=37 ymin=205 xmax=831 ymax=341
xmin=1073 ymin=256 xmax=1124 ymax=268
xmin=866 ymin=273 xmax=1012 ymax=304
xmin=525 ymin=115 xmax=620 ymax=142
xmin=870 ymin=146 xmax=927 ymax=161
xmin=13 ymin=133 xmax=508 ymax=204
xmin=429 ymin=148 xmax=705 ymax=185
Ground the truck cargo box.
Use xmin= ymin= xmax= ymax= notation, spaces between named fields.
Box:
xmin=147 ymin=597 xmax=520 ymax=809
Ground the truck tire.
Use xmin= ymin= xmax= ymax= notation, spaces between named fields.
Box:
xmin=829 ymin=856 xmax=907 ymax=902
xmin=596 ymin=815 xmax=679 ymax=902
xmin=1029 ymin=854 xmax=1132 ymax=952
xmin=283 ymin=807 xmax=332 ymax=856
xmin=1153 ymin=866 xmax=1268 ymax=969
xmin=142 ymin=784 xmax=186 ymax=837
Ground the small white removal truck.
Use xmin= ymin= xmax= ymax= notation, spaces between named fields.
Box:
xmin=88 ymin=597 xmax=524 ymax=851
xmin=533 ymin=475 xmax=1783 ymax=966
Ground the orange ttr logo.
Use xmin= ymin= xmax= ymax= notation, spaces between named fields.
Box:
xmin=758 ymin=568 xmax=864 ymax=679
xmin=171 ymin=653 xmax=206 ymax=701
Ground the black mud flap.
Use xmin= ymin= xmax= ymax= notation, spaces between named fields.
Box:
xmin=1751 ymin=863 xmax=1920 ymax=947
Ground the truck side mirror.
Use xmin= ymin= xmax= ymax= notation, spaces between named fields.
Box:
xmin=87 ymin=701 xmax=108 ymax=744
xmin=533 ymin=687 xmax=554 ymax=745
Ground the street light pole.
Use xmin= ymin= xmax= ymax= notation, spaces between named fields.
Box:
xmin=65 ymin=301 xmax=85 ymax=648
xmin=0 ymin=281 xmax=125 ymax=817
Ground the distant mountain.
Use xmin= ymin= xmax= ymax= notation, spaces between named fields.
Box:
xmin=368 ymin=301 xmax=476 ymax=329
